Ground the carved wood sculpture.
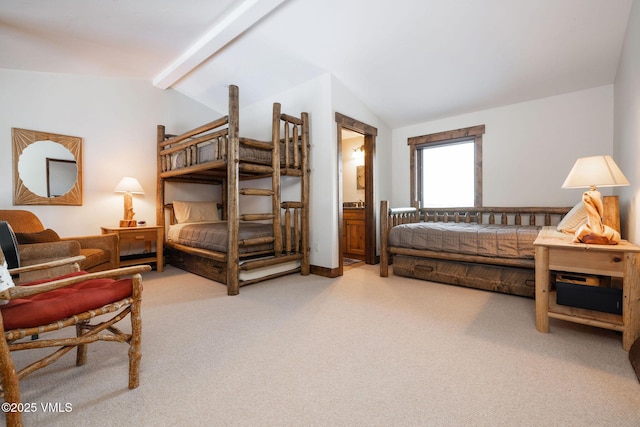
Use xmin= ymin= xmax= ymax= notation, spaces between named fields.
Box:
xmin=573 ymin=190 xmax=620 ymax=245
xmin=120 ymin=191 xmax=136 ymax=227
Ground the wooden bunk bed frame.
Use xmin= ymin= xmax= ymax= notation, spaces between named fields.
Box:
xmin=156 ymin=85 xmax=310 ymax=295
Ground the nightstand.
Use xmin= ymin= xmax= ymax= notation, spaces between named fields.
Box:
xmin=534 ymin=226 xmax=640 ymax=350
xmin=101 ymin=225 xmax=164 ymax=272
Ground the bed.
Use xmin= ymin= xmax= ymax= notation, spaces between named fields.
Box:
xmin=379 ymin=201 xmax=572 ymax=297
xmin=157 ymin=85 xmax=310 ymax=295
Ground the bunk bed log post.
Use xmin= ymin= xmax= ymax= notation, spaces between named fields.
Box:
xmin=301 ymin=112 xmax=310 ymax=275
xmin=293 ymin=125 xmax=300 ymax=169
xmin=294 ymin=207 xmax=300 ymax=253
xmin=157 ymin=125 xmax=166 ymax=229
xmin=284 ymin=208 xmax=292 ymax=253
xmin=284 ymin=116 xmax=290 ymax=169
xmin=220 ymin=135 xmax=227 ymax=165
xmin=227 ymin=84 xmax=240 ymax=296
xmin=221 ymin=179 xmax=228 ymax=220
xmin=272 ymin=103 xmax=283 ymax=256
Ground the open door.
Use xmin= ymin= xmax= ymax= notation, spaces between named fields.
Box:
xmin=336 ymin=113 xmax=378 ymax=276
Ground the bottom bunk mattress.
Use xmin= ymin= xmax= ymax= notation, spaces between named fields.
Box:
xmin=168 ymin=221 xmax=275 ymax=253
xmin=166 ymin=221 xmax=301 ymax=285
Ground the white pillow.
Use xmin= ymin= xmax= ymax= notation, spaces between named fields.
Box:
xmin=173 ymin=201 xmax=220 ymax=224
xmin=556 ymin=201 xmax=587 ymax=234
xmin=0 ymin=253 xmax=15 ymax=306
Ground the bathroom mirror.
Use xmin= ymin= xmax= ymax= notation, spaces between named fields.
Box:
xmin=12 ymin=128 xmax=83 ymax=205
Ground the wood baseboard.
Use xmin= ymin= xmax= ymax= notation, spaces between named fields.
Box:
xmin=310 ymin=264 xmax=341 ymax=278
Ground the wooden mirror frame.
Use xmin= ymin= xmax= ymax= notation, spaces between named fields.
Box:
xmin=12 ymin=128 xmax=83 ymax=206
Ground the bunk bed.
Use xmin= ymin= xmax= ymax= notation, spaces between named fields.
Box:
xmin=156 ymin=85 xmax=310 ymax=295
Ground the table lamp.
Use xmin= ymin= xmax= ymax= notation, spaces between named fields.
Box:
xmin=562 ymin=155 xmax=629 ymax=243
xmin=114 ymin=177 xmax=145 ymax=227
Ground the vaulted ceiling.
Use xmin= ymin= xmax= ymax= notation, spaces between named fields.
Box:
xmin=0 ymin=0 xmax=633 ymax=128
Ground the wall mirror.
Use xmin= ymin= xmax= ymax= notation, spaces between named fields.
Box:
xmin=12 ymin=128 xmax=83 ymax=205
xmin=356 ymin=165 xmax=365 ymax=189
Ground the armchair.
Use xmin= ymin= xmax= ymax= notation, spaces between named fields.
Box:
xmin=0 ymin=210 xmax=118 ymax=274
xmin=0 ymin=247 xmax=150 ymax=427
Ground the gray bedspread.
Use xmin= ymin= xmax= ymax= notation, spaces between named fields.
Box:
xmin=388 ymin=222 xmax=541 ymax=259
xmin=170 ymin=221 xmax=275 ymax=254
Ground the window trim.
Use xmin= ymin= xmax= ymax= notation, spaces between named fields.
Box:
xmin=408 ymin=125 xmax=484 ymax=208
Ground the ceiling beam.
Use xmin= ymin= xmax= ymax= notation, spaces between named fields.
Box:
xmin=153 ymin=0 xmax=287 ymax=89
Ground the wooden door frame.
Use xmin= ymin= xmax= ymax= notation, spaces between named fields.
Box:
xmin=335 ymin=113 xmax=377 ymax=275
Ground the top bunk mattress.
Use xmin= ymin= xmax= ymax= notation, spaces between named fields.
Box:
xmin=169 ymin=140 xmax=299 ymax=170
xmin=388 ymin=222 xmax=541 ymax=260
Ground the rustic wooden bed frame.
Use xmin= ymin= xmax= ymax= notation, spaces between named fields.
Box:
xmin=379 ymin=201 xmax=571 ymax=297
xmin=157 ymin=85 xmax=310 ymax=295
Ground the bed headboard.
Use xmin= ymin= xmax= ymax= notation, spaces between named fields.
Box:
xmin=418 ymin=206 xmax=571 ymax=226
xmin=164 ymin=202 xmax=224 ymax=226
xmin=381 ymin=202 xmax=571 ymax=229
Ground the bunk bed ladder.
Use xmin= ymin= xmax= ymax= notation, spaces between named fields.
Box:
xmin=271 ymin=102 xmax=283 ymax=256
xmin=235 ymin=102 xmax=283 ymax=255
xmin=227 ymin=85 xmax=241 ymax=295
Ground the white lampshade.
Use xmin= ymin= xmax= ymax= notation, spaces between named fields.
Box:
xmin=114 ymin=177 xmax=145 ymax=194
xmin=561 ymin=155 xmax=629 ymax=190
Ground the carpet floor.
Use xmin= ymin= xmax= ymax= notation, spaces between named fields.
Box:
xmin=8 ymin=264 xmax=640 ymax=426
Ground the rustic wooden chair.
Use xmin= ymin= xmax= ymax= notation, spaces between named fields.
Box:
xmin=0 ymin=245 xmax=150 ymax=427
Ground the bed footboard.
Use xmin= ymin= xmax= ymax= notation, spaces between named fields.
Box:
xmin=380 ymin=200 xmax=419 ymax=277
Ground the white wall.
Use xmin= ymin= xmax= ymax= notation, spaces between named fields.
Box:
xmin=0 ymin=69 xmax=216 ymax=236
xmin=614 ymin=0 xmax=640 ymax=244
xmin=391 ymin=85 xmax=615 ymax=209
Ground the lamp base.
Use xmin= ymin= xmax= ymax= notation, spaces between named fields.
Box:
xmin=119 ymin=220 xmax=137 ymax=227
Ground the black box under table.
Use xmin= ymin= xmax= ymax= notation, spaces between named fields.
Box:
xmin=556 ymin=282 xmax=622 ymax=315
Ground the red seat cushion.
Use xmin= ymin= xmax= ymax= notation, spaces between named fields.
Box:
xmin=1 ymin=271 xmax=133 ymax=331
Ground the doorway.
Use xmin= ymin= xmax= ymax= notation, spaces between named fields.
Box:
xmin=335 ymin=113 xmax=378 ymax=276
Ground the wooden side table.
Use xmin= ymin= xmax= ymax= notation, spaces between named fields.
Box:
xmin=101 ymin=225 xmax=164 ymax=272
xmin=534 ymin=226 xmax=640 ymax=350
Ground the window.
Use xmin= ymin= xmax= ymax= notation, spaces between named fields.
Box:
xmin=420 ymin=140 xmax=474 ymax=207
xmin=409 ymin=125 xmax=484 ymax=208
